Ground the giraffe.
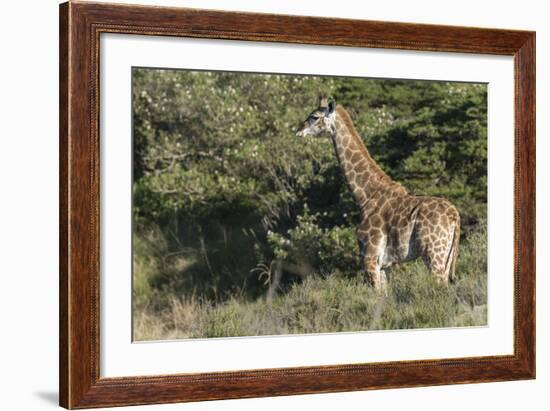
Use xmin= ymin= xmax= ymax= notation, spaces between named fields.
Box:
xmin=295 ymin=97 xmax=461 ymax=291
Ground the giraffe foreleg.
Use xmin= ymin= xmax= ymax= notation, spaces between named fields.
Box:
xmin=363 ymin=256 xmax=381 ymax=289
xmin=358 ymin=229 xmax=388 ymax=292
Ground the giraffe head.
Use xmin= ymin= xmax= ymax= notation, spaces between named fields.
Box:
xmin=295 ymin=96 xmax=336 ymax=137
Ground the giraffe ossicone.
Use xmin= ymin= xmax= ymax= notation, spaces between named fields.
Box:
xmin=296 ymin=97 xmax=461 ymax=292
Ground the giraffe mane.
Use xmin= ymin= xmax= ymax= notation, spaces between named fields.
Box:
xmin=335 ymin=105 xmax=408 ymax=195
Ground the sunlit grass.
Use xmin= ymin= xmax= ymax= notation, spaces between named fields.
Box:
xmin=133 ymin=221 xmax=487 ymax=340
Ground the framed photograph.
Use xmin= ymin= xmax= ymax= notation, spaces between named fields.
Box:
xmin=59 ymin=1 xmax=535 ymax=408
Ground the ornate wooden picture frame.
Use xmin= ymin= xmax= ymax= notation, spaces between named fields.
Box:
xmin=59 ymin=1 xmax=535 ymax=408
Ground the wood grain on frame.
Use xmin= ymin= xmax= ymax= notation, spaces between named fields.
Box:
xmin=59 ymin=1 xmax=535 ymax=408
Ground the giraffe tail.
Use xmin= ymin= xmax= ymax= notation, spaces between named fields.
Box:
xmin=446 ymin=216 xmax=461 ymax=283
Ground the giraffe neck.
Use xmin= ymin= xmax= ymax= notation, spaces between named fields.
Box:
xmin=330 ymin=106 xmax=406 ymax=212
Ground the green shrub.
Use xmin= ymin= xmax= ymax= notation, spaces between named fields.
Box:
xmin=267 ymin=205 xmax=360 ymax=276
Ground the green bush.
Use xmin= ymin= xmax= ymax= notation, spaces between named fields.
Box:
xmin=267 ymin=205 xmax=360 ymax=276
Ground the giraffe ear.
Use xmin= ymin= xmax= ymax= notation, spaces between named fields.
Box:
xmin=328 ymin=99 xmax=336 ymax=114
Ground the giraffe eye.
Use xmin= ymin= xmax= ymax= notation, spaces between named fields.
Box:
xmin=308 ymin=116 xmax=319 ymax=124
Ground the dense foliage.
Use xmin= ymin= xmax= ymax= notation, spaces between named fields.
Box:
xmin=132 ymin=68 xmax=487 ymax=337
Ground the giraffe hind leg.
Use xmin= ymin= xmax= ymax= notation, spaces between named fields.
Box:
xmin=432 ymin=223 xmax=461 ymax=285
xmin=445 ymin=221 xmax=461 ymax=283
xmin=423 ymin=241 xmax=450 ymax=286
xmin=416 ymin=225 xmax=450 ymax=285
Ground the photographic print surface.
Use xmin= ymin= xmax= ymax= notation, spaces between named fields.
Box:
xmin=132 ymin=68 xmax=487 ymax=341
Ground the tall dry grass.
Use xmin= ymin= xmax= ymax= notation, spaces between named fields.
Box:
xmin=133 ymin=221 xmax=487 ymax=340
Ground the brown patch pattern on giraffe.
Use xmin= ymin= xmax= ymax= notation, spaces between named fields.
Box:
xmin=296 ymin=98 xmax=461 ymax=291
